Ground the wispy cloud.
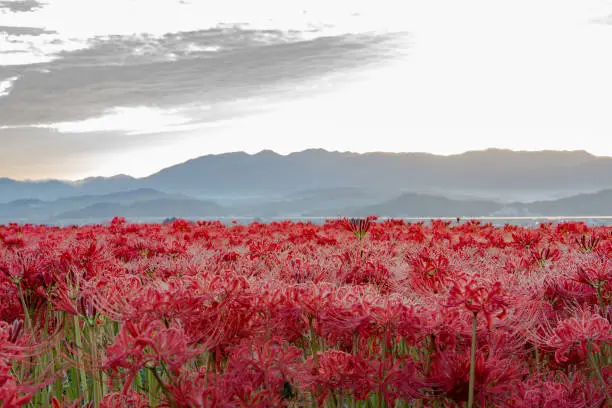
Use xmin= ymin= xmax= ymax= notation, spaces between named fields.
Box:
xmin=0 ymin=25 xmax=55 ymax=35
xmin=0 ymin=0 xmax=45 ymax=13
xmin=0 ymin=29 xmax=405 ymax=127
xmin=0 ymin=31 xmax=88 ymax=65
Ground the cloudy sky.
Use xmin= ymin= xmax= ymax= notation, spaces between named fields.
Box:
xmin=1 ymin=0 xmax=612 ymax=180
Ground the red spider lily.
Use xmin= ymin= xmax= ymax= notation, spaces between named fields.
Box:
xmin=555 ymin=221 xmax=590 ymax=236
xmin=575 ymin=234 xmax=601 ymax=253
xmin=544 ymin=275 xmax=597 ymax=310
xmin=169 ymin=339 xmax=305 ymax=408
xmin=530 ymin=247 xmax=561 ymax=267
xmin=100 ymin=391 xmax=149 ymax=408
xmin=502 ymin=255 xmax=537 ymax=274
xmin=511 ymin=230 xmax=542 ymax=249
xmin=103 ymin=319 xmax=162 ymax=392
xmin=546 ymin=308 xmax=611 ymax=365
xmin=315 ymin=301 xmax=376 ymax=347
xmin=380 ymin=359 xmax=427 ymax=404
xmin=7 ymin=319 xmax=24 ymax=344
xmin=405 ymin=247 xmax=453 ymax=293
xmin=447 ymin=276 xmax=509 ymax=328
xmin=0 ymin=235 xmax=26 ymax=251
xmin=427 ymin=347 xmax=526 ymax=406
xmin=4 ymin=249 xmax=53 ymax=292
xmin=0 ymin=320 xmax=26 ymax=359
xmin=345 ymin=216 xmax=377 ymax=240
xmin=338 ymin=254 xmax=393 ymax=291
xmin=372 ymin=301 xmax=440 ymax=346
xmin=165 ymin=370 xmax=222 ymax=408
xmin=1 ymin=219 xmax=612 ymax=406
xmin=305 ymin=349 xmax=376 ymax=404
xmin=511 ymin=371 xmax=607 ymax=408
xmin=573 ymin=258 xmax=611 ymax=293
xmin=0 ymin=361 xmax=33 ymax=408
xmin=256 ymin=286 xmax=309 ymax=342
xmin=107 ymin=319 xmax=196 ymax=375
xmin=50 ymin=270 xmax=99 ymax=323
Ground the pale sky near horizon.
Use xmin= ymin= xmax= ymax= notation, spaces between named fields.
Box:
xmin=1 ymin=0 xmax=612 ymax=180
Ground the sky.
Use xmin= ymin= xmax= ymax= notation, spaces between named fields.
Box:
xmin=1 ymin=0 xmax=612 ymax=180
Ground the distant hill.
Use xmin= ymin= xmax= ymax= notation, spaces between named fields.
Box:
xmin=141 ymin=148 xmax=609 ymax=198
xmin=3 ymin=149 xmax=612 ymax=203
xmin=232 ymin=186 xmax=390 ymax=217
xmin=3 ymin=185 xmax=612 ymax=224
xmin=343 ymin=189 xmax=612 ymax=218
xmin=311 ymin=192 xmax=503 ymax=217
xmin=0 ymin=178 xmax=78 ymax=202
xmin=0 ymin=188 xmax=184 ymax=223
xmin=3 ymin=149 xmax=612 ymax=223
xmin=509 ymin=189 xmax=612 ymax=216
xmin=52 ymin=188 xmax=172 ymax=209
xmin=73 ymin=175 xmax=140 ymax=195
xmin=55 ymin=198 xmax=226 ymax=221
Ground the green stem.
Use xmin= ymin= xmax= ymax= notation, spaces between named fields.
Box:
xmin=16 ymin=282 xmax=32 ymax=331
xmin=587 ymin=343 xmax=612 ymax=407
xmin=595 ymin=286 xmax=607 ymax=315
xmin=309 ymin=317 xmax=319 ymax=367
xmin=467 ymin=312 xmax=478 ymax=408
xmin=150 ymin=366 xmax=177 ymax=408
xmin=147 ymin=367 xmax=157 ymax=407
xmin=73 ymin=315 xmax=88 ymax=400
xmin=52 ymin=340 xmax=63 ymax=401
xmin=89 ymin=324 xmax=102 ymax=405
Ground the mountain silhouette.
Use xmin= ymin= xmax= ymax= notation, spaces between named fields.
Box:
xmin=2 ymin=149 xmax=612 ymax=223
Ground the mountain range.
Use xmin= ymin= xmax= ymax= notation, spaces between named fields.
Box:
xmin=2 ymin=148 xmax=612 ymax=224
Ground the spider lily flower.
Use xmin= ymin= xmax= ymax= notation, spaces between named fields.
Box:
xmin=447 ymin=276 xmax=509 ymax=328
xmin=99 ymin=391 xmax=149 ymax=408
xmin=529 ymin=247 xmax=561 ymax=267
xmin=344 ymin=216 xmax=377 ymax=240
xmin=575 ymin=234 xmax=601 ymax=253
xmin=573 ymin=259 xmax=611 ymax=292
xmin=427 ymin=348 xmax=526 ymax=406
xmin=547 ymin=308 xmax=611 ymax=365
xmin=305 ymin=349 xmax=376 ymax=404
xmin=512 ymin=371 xmax=607 ymax=408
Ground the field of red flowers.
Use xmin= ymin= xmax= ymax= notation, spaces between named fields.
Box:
xmin=1 ymin=217 xmax=610 ymax=407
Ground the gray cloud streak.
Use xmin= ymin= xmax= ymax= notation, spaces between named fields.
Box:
xmin=0 ymin=25 xmax=56 ymax=35
xmin=0 ymin=29 xmax=406 ymax=126
xmin=0 ymin=0 xmax=45 ymax=13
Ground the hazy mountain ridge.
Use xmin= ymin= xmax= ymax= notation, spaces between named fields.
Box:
xmin=2 ymin=149 xmax=612 ymax=223
xmin=3 ymin=187 xmax=612 ymax=225
xmin=3 ymin=148 xmax=610 ymax=202
xmin=336 ymin=192 xmax=503 ymax=218
xmin=0 ymin=188 xmax=181 ymax=223
xmin=56 ymin=198 xmax=226 ymax=221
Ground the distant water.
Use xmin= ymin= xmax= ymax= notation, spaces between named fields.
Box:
xmin=256 ymin=216 xmax=612 ymax=227
xmin=54 ymin=216 xmax=612 ymax=227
